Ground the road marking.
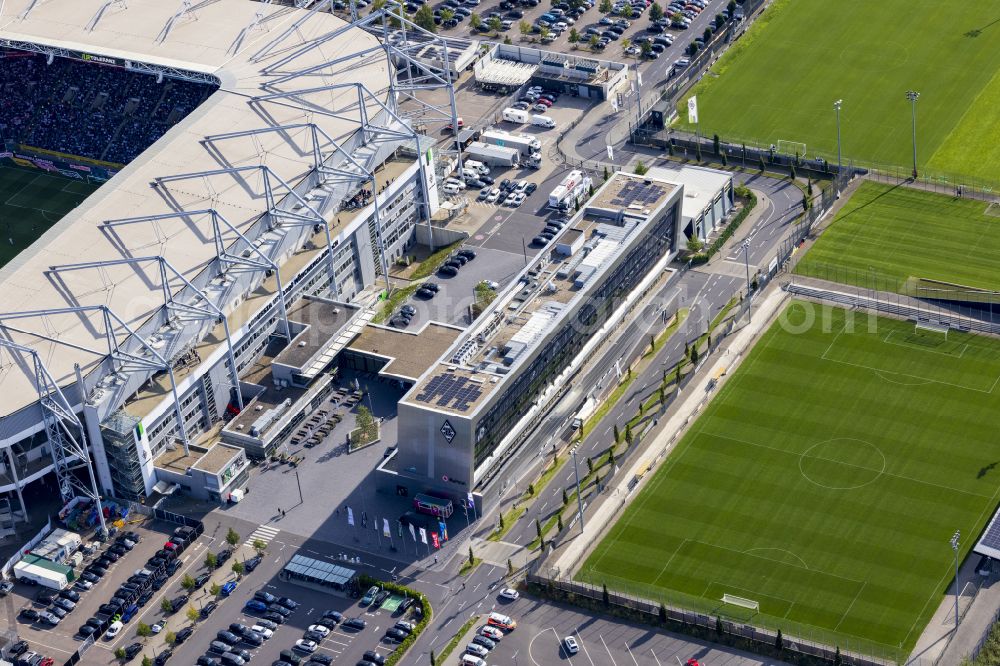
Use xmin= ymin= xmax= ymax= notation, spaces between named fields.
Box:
xmin=650 ymin=649 xmax=663 ymax=666
xmin=575 ymin=629 xmax=596 ymax=666
xmin=600 ymin=634 xmax=619 ymax=666
xmin=625 ymin=642 xmax=640 ymax=665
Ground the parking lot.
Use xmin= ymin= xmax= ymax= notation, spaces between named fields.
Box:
xmin=450 ymin=592 xmax=780 ymax=666
xmin=4 ymin=518 xmax=220 ymax=665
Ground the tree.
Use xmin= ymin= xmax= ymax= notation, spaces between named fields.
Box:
xmin=187 ymin=606 xmax=200 ymax=624
xmin=721 ymin=152 xmax=728 ymax=166
xmin=640 ymin=40 xmax=653 ymax=58
xmin=209 ymin=582 xmax=221 ymax=596
xmin=507 ymin=558 xmax=514 ymax=575
xmin=727 ymin=0 xmax=736 ymax=11
xmin=691 ymin=346 xmax=699 ymax=364
xmin=712 ymin=133 xmax=720 ymax=156
xmin=519 ymin=19 xmax=531 ymax=37
xmin=470 ymin=12 xmax=482 ymax=29
xmin=181 ymin=574 xmax=196 ymax=591
xmin=205 ymin=552 xmax=217 ymax=569
xmin=603 ymin=165 xmax=610 ymax=181
xmin=588 ymin=184 xmax=595 ymax=196
xmin=162 ymin=598 xmax=175 ymax=614
xmin=702 ymin=27 xmax=712 ymax=41
xmin=715 ymin=13 xmax=726 ymax=28
xmin=568 ymin=27 xmax=580 ymax=43
xmin=658 ymin=387 xmax=665 ymax=405
xmin=488 ymin=15 xmax=502 ymax=33
xmin=789 ymin=162 xmax=796 ymax=181
xmin=686 ymin=234 xmax=703 ymax=252
xmin=225 ymin=527 xmax=240 ymax=546
xmin=695 ymin=141 xmax=702 ymax=162
xmin=468 ymin=546 xmax=475 ymax=565
xmin=557 ymin=513 xmax=564 ymax=531
xmin=613 ymin=424 xmax=620 ymax=442
xmin=775 ymin=629 xmax=783 ymax=651
xmin=624 ymin=423 xmax=633 ymax=445
xmin=687 ymin=42 xmax=699 ymax=56
xmin=599 ymin=0 xmax=612 ymax=12
xmin=562 ymin=488 xmax=569 ymax=505
xmin=528 ymin=482 xmax=535 ymax=496
xmin=414 ymin=4 xmax=437 ymax=32
xmin=232 ymin=561 xmax=245 ymax=578
xmin=621 ymin=37 xmax=631 ymax=54
xmin=588 ymin=34 xmax=599 ymax=49
xmin=667 ymin=139 xmax=675 ymax=156
xmin=649 ymin=333 xmax=656 ymax=353
xmin=252 ymin=538 xmax=267 ymax=554
xmin=540 ymin=25 xmax=551 ymax=41
xmin=165 ymin=630 xmax=176 ymax=645
xmin=634 ymin=160 xmax=648 ymax=175
xmin=498 ymin=512 xmax=505 ymax=530
xmin=115 ymin=648 xmax=127 ymax=660
xmin=138 ymin=622 xmax=153 ymax=637
xmin=602 ymin=583 xmax=610 ymax=606
xmin=504 ymin=35 xmax=513 ymax=44
xmin=142 ymin=657 xmax=152 ymax=666
xmin=535 ymin=518 xmax=542 ymax=538
xmin=586 ymin=456 xmax=594 ymax=473
xmin=802 ymin=193 xmax=810 ymax=211
xmin=834 ymin=647 xmax=842 ymax=666
xmin=440 ymin=8 xmax=455 ymax=22
xmin=608 ymin=449 xmax=615 ymax=466
xmin=621 ymin=4 xmax=633 ymax=18
xmin=659 ymin=603 xmax=667 ymax=622
xmin=758 ymin=155 xmax=766 ymax=172
xmin=807 ymin=178 xmax=813 ymax=195
xmin=716 ymin=615 xmax=724 ymax=635
xmin=430 ymin=650 xmax=437 ymax=666
xmin=675 ymin=363 xmax=682 ymax=387
xmin=649 ymin=1 xmax=663 ymax=21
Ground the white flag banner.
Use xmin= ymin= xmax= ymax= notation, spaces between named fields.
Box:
xmin=419 ymin=527 xmax=428 ymax=544
xmin=409 ymin=523 xmax=416 ymax=541
xmin=637 ymin=70 xmax=643 ymax=87
xmin=382 ymin=518 xmax=391 ymax=538
xmin=347 ymin=507 xmax=354 ymax=526
xmin=610 ymin=96 xmax=619 ymax=113
xmin=687 ymin=96 xmax=699 ymax=124
xmin=606 ymin=144 xmax=614 ymax=161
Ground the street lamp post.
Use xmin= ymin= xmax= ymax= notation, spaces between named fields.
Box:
xmin=742 ymin=239 xmax=752 ymax=322
xmin=951 ymin=530 xmax=961 ymax=631
xmin=906 ymin=90 xmax=920 ymax=178
xmin=833 ymin=99 xmax=843 ymax=175
xmin=570 ymin=447 xmax=585 ymax=532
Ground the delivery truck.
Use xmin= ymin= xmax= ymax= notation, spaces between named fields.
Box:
xmin=466 ymin=141 xmax=520 ymax=168
xmin=481 ymin=130 xmax=542 ymax=157
xmin=548 ymin=169 xmax=593 ymax=210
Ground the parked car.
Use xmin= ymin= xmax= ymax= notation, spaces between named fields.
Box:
xmin=105 ymin=621 xmax=123 ymax=638
xmin=220 ymin=581 xmax=237 ymax=597
xmin=471 ymin=635 xmax=496 ymax=650
xmin=320 ymin=610 xmax=342 ymax=625
xmin=499 ymin=588 xmax=519 ymax=600
xmin=244 ymin=600 xmax=267 ymax=613
xmin=294 ymin=639 xmax=318 ymax=653
xmin=343 ymin=617 xmax=366 ymax=630
xmin=175 ymin=626 xmax=193 ymax=644
xmin=125 ymin=643 xmax=143 ymax=660
xmin=384 ymin=628 xmax=408 ymax=643
xmin=201 ymin=601 xmax=219 ymax=618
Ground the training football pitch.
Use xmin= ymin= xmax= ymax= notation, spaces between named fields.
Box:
xmin=677 ymin=0 xmax=1000 ymax=181
xmin=578 ymin=302 xmax=1000 ymax=656
xmin=0 ymin=166 xmax=99 ymax=268
xmin=795 ymin=182 xmax=1000 ymax=292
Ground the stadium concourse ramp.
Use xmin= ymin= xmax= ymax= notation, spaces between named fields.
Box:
xmin=784 ymin=275 xmax=1000 ymax=337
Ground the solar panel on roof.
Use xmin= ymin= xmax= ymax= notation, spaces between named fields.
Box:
xmin=610 ymin=180 xmax=666 ymax=207
xmin=982 ymin=517 xmax=1000 ymax=550
xmin=415 ymin=374 xmax=483 ymax=412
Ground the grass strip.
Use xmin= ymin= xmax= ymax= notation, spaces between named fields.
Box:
xmin=436 ymin=614 xmax=481 ymax=664
xmin=411 ymin=240 xmax=461 ymax=280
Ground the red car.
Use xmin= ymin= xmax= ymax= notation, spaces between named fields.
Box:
xmin=686 ymin=660 xmax=700 ymax=666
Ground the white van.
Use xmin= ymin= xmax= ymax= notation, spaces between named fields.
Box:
xmin=465 ymin=159 xmax=490 ymax=176
xmin=460 ymin=168 xmax=480 ymax=181
xmin=530 ymin=114 xmax=556 ymax=129
xmin=442 ymin=182 xmax=461 ymax=195
xmin=460 ymin=655 xmax=486 ymax=666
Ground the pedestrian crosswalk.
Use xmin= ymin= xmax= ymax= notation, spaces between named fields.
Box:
xmin=243 ymin=524 xmax=280 ymax=549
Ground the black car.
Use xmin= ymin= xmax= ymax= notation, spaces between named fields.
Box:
xmin=169 ymin=596 xmax=187 ymax=613
xmin=525 ymin=182 xmax=538 ymax=195
xmin=342 ymin=617 xmax=366 ymax=630
xmin=125 ymin=643 xmax=143 ymax=659
xmin=80 ymin=571 xmax=99 ymax=584
xmin=102 ymin=550 xmax=121 ymax=562
xmin=78 ymin=624 xmax=98 ymax=638
xmin=138 ymin=590 xmax=154 ymax=606
xmin=320 ymin=610 xmax=343 ymax=624
xmin=438 ymin=265 xmax=458 ymax=277
xmin=8 ymin=640 xmax=28 ymax=656
xmin=192 ymin=573 xmax=210 ymax=589
xmin=166 ymin=560 xmax=182 ymax=576
xmin=35 ymin=589 xmax=56 ymax=603
xmin=201 ymin=601 xmax=219 ymax=618
xmin=196 ymin=657 xmax=216 ymax=666
xmin=59 ymin=589 xmax=81 ymax=602
xmin=423 ymin=282 xmax=440 ymax=292
xmin=303 ymin=630 xmax=325 ymax=643
xmin=217 ymin=630 xmax=240 ymax=645
xmin=244 ymin=555 xmax=263 ymax=572
xmin=98 ymin=603 xmax=122 ymax=615
xmin=154 ymin=648 xmax=172 ymax=665
xmin=175 ymin=626 xmax=193 ymax=644
xmin=457 ymin=249 xmax=477 ymax=260
xmin=262 ymin=611 xmax=285 ymax=625
xmin=308 ymin=655 xmax=333 ymax=666
xmin=254 ymin=590 xmax=277 ymax=604
xmin=151 ymin=575 xmax=167 ymax=591
xmin=48 ymin=604 xmax=68 ymax=619
xmin=19 ymin=608 xmax=39 ymax=622
xmin=279 ymin=650 xmax=302 ymax=665
xmin=268 ymin=603 xmax=292 ymax=617
xmin=416 ymin=287 xmax=436 ymax=299
xmin=362 ymin=651 xmax=385 ymax=665
xmin=384 ymin=628 xmax=408 ymax=643
xmin=216 ymin=549 xmax=233 ymax=566
xmin=110 ymin=544 xmax=128 ymax=557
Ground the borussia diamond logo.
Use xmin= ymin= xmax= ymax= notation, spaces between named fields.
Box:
xmin=440 ymin=420 xmax=456 ymax=444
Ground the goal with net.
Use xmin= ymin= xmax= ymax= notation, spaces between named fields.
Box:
xmin=915 ymin=320 xmax=949 ymax=341
xmin=721 ymin=593 xmax=760 ymax=613
xmin=776 ymin=140 xmax=807 ymax=159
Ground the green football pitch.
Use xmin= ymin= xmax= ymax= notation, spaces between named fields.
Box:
xmin=578 ymin=302 xmax=1000 ymax=656
xmin=676 ymin=0 xmax=1000 ymax=182
xmin=795 ymin=182 xmax=1000 ymax=292
xmin=0 ymin=166 xmax=99 ymax=269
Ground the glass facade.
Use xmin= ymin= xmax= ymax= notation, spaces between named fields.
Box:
xmin=473 ymin=205 xmax=678 ymax=466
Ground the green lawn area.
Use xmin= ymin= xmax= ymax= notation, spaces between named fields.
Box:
xmin=578 ymin=302 xmax=1000 ymax=658
xmin=0 ymin=166 xmax=99 ymax=268
xmin=676 ymin=0 xmax=1000 ymax=181
xmin=795 ymin=182 xmax=1000 ymax=292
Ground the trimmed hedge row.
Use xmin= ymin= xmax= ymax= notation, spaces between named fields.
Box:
xmin=689 ymin=188 xmax=758 ymax=265
xmin=356 ymin=574 xmax=433 ymax=666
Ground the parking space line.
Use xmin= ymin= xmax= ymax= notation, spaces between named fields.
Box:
xmin=575 ymin=628 xmax=596 ymax=666
xmin=599 ymin=634 xmax=619 ymax=666
xmin=650 ymin=649 xmax=663 ymax=666
xmin=624 ymin=642 xmax=640 ymax=665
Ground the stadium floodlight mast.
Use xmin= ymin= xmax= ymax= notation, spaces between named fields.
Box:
xmin=742 ymin=238 xmax=752 ymax=322
xmin=906 ymin=90 xmax=920 ymax=178
xmin=950 ymin=530 xmax=960 ymax=631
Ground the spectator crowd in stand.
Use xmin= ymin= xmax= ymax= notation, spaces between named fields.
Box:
xmin=0 ymin=50 xmax=216 ymax=165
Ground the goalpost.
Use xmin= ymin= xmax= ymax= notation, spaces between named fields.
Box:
xmin=721 ymin=593 xmax=760 ymax=613
xmin=915 ymin=320 xmax=949 ymax=341
xmin=776 ymin=140 xmax=807 ymax=159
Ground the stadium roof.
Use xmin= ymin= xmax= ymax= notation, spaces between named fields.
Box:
xmin=0 ymin=0 xmax=394 ymax=423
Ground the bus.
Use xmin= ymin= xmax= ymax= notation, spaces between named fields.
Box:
xmin=413 ymin=494 xmax=454 ymax=519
